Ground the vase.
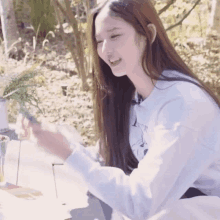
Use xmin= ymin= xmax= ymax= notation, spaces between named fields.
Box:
xmin=0 ymin=134 xmax=10 ymax=186
xmin=0 ymin=97 xmax=9 ymax=133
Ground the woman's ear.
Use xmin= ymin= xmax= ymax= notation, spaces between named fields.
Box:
xmin=147 ymin=23 xmax=157 ymax=44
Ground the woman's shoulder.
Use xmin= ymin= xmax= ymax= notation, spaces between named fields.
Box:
xmin=158 ymin=70 xmax=218 ymax=109
xmin=133 ymin=70 xmax=220 ymax=130
xmin=151 ymin=70 xmax=220 ymax=129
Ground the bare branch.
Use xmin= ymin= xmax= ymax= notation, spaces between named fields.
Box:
xmin=53 ymin=0 xmax=90 ymax=91
xmin=52 ymin=0 xmax=80 ymax=74
xmin=158 ymin=0 xmax=176 ymax=16
xmin=166 ymin=0 xmax=201 ymax=32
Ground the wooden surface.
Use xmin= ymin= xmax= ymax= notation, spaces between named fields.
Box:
xmin=0 ymin=182 xmax=43 ymax=199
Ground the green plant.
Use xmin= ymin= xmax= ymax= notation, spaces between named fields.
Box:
xmin=0 ymin=61 xmax=44 ymax=114
xmin=28 ymin=0 xmax=57 ymax=38
xmin=23 ymin=30 xmax=55 ymax=64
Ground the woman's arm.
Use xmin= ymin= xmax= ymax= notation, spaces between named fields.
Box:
xmin=16 ymin=93 xmax=220 ymax=219
xmin=59 ymin=123 xmax=105 ymax=164
xmin=64 ymin=97 xmax=220 ymax=220
xmin=68 ymin=138 xmax=105 ymax=165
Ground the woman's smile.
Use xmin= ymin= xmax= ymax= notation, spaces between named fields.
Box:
xmin=110 ymin=58 xmax=122 ymax=67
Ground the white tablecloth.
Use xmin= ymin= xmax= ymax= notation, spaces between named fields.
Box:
xmin=1 ymin=124 xmax=107 ymax=220
xmin=0 ymin=189 xmax=71 ymax=220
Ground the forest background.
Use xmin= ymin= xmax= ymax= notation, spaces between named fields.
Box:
xmin=0 ymin=0 xmax=220 ymax=147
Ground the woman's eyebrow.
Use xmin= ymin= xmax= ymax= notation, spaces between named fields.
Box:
xmin=96 ymin=27 xmax=122 ymax=38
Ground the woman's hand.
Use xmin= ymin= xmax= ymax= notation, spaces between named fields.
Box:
xmin=15 ymin=114 xmax=73 ymax=161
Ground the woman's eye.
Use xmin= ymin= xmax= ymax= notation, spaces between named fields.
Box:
xmin=97 ymin=35 xmax=121 ymax=44
xmin=111 ymin=34 xmax=121 ymax=39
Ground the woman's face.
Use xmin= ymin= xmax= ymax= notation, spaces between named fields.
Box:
xmin=95 ymin=6 xmax=147 ymax=77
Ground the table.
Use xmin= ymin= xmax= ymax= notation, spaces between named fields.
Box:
xmin=0 ymin=123 xmax=108 ymax=220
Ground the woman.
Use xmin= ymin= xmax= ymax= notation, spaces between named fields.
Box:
xmin=17 ymin=0 xmax=220 ymax=219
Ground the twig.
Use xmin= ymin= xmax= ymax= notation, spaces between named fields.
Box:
xmin=52 ymin=164 xmax=58 ymax=198
xmin=2 ymin=88 xmax=20 ymax=99
xmin=158 ymin=0 xmax=176 ymax=16
xmin=53 ymin=0 xmax=80 ymax=76
xmin=52 ymin=163 xmax=64 ymax=199
xmin=166 ymin=0 xmax=201 ymax=32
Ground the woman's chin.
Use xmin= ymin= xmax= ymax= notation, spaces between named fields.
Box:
xmin=112 ymin=71 xmax=126 ymax=77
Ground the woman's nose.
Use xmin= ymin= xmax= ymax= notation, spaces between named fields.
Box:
xmin=102 ymin=40 xmax=113 ymax=56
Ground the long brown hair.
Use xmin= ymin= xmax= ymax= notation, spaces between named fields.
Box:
xmin=86 ymin=0 xmax=220 ymax=175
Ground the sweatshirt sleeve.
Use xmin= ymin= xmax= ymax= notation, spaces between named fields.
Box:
xmin=64 ymin=98 xmax=220 ymax=220
xmin=70 ymin=138 xmax=105 ymax=165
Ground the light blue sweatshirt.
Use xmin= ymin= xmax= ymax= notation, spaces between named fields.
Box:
xmin=65 ymin=70 xmax=220 ymax=219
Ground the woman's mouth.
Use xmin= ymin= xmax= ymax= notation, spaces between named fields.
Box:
xmin=110 ymin=58 xmax=122 ymax=67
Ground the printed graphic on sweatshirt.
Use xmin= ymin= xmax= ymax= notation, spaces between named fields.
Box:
xmin=130 ymin=117 xmax=149 ymax=161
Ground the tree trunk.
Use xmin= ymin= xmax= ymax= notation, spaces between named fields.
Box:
xmin=64 ymin=0 xmax=89 ymax=91
xmin=54 ymin=0 xmax=90 ymax=91
xmin=207 ymin=0 xmax=220 ymax=36
xmin=0 ymin=0 xmax=24 ymax=60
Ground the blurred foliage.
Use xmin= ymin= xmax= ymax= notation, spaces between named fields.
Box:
xmin=27 ymin=0 xmax=57 ymax=38
xmin=155 ymin=0 xmax=210 ymax=43
xmin=1 ymin=61 xmax=43 ymax=112
xmin=13 ymin=0 xmax=31 ymax=25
